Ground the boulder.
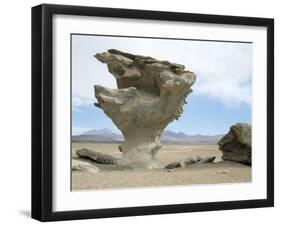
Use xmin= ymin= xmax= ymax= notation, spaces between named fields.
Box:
xmin=72 ymin=159 xmax=100 ymax=173
xmin=76 ymin=148 xmax=118 ymax=165
xmin=218 ymin=123 xmax=251 ymax=165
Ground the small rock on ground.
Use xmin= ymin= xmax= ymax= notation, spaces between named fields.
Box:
xmin=72 ymin=159 xmax=100 ymax=173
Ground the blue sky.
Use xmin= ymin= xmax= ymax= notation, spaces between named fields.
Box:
xmin=71 ymin=34 xmax=252 ymax=135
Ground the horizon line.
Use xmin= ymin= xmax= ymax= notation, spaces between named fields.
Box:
xmin=71 ymin=127 xmax=229 ymax=136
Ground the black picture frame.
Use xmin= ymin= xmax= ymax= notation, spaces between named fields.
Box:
xmin=32 ymin=3 xmax=274 ymax=222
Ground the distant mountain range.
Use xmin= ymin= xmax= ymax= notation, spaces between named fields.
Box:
xmin=72 ymin=128 xmax=223 ymax=144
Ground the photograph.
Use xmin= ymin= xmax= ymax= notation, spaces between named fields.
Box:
xmin=71 ymin=34 xmax=252 ymax=190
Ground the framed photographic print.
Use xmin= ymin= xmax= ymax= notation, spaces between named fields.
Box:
xmin=31 ymin=4 xmax=274 ymax=221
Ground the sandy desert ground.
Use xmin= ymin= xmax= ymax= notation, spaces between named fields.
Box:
xmin=72 ymin=142 xmax=251 ymax=190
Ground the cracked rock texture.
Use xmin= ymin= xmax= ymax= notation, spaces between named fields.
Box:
xmin=94 ymin=49 xmax=196 ymax=168
xmin=218 ymin=123 xmax=251 ymax=165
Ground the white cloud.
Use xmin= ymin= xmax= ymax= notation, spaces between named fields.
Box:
xmin=72 ymin=35 xmax=252 ymax=110
xmin=72 ymin=96 xmax=93 ymax=111
xmin=194 ymin=81 xmax=251 ymax=106
xmin=189 ymin=43 xmax=252 ymax=107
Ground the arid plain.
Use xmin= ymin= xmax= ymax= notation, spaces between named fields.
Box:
xmin=72 ymin=142 xmax=251 ymax=190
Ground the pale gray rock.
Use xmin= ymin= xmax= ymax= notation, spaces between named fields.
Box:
xmin=76 ymin=148 xmax=118 ymax=165
xmin=218 ymin=123 xmax=251 ymax=165
xmin=164 ymin=156 xmax=216 ymax=169
xmin=72 ymin=159 xmax=100 ymax=173
xmin=94 ymin=49 xmax=196 ymax=168
xmin=181 ymin=156 xmax=199 ymax=167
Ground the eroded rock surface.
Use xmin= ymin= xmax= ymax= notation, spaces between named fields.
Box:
xmin=72 ymin=159 xmax=100 ymax=173
xmin=218 ymin=123 xmax=251 ymax=165
xmin=76 ymin=148 xmax=118 ymax=165
xmin=94 ymin=49 xmax=196 ymax=168
xmin=164 ymin=156 xmax=216 ymax=169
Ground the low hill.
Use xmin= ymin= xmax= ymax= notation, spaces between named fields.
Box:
xmin=72 ymin=129 xmax=223 ymax=144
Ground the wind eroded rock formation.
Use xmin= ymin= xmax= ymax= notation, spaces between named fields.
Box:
xmin=94 ymin=49 xmax=196 ymax=168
